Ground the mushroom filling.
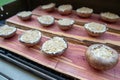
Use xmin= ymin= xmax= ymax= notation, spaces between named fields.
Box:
xmin=41 ymin=3 xmax=55 ymax=9
xmin=58 ymin=4 xmax=72 ymax=12
xmin=84 ymin=22 xmax=106 ymax=33
xmin=76 ymin=7 xmax=93 ymax=13
xmin=42 ymin=37 xmax=67 ymax=54
xmin=20 ymin=30 xmax=41 ymax=43
xmin=91 ymin=45 xmax=114 ymax=59
xmin=101 ymin=12 xmax=119 ymax=19
xmin=0 ymin=25 xmax=16 ymax=36
xmin=17 ymin=11 xmax=32 ymax=17
xmin=38 ymin=15 xmax=54 ymax=25
xmin=58 ymin=19 xmax=74 ymax=26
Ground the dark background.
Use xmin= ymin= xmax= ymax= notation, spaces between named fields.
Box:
xmin=0 ymin=0 xmax=120 ymax=20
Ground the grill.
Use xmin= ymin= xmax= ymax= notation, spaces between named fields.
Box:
xmin=0 ymin=21 xmax=78 ymax=80
xmin=0 ymin=1 xmax=120 ymax=80
xmin=0 ymin=47 xmax=78 ymax=80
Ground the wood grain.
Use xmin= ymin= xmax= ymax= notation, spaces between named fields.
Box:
xmin=6 ymin=15 xmax=120 ymax=53
xmin=0 ymin=29 xmax=120 ymax=80
xmin=32 ymin=7 xmax=120 ymax=34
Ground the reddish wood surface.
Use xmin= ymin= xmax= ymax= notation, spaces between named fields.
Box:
xmin=0 ymin=30 xmax=120 ymax=80
xmin=6 ymin=15 xmax=120 ymax=47
xmin=32 ymin=6 xmax=120 ymax=31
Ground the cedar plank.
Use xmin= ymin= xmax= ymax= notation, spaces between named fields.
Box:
xmin=6 ymin=15 xmax=120 ymax=47
xmin=32 ymin=6 xmax=120 ymax=31
xmin=0 ymin=30 xmax=120 ymax=80
xmin=0 ymin=30 xmax=58 ymax=68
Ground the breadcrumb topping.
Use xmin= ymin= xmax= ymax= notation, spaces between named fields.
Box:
xmin=17 ymin=11 xmax=32 ymax=17
xmin=84 ymin=22 xmax=106 ymax=33
xmin=91 ymin=45 xmax=115 ymax=59
xmin=20 ymin=30 xmax=41 ymax=43
xmin=38 ymin=15 xmax=54 ymax=25
xmin=0 ymin=25 xmax=16 ymax=35
xmin=101 ymin=12 xmax=119 ymax=19
xmin=42 ymin=37 xmax=67 ymax=54
xmin=76 ymin=7 xmax=93 ymax=13
xmin=58 ymin=4 xmax=72 ymax=12
xmin=41 ymin=3 xmax=55 ymax=9
xmin=58 ymin=19 xmax=74 ymax=26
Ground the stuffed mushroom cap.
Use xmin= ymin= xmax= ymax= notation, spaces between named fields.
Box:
xmin=0 ymin=25 xmax=17 ymax=38
xmin=57 ymin=18 xmax=75 ymax=30
xmin=41 ymin=3 xmax=56 ymax=12
xmin=17 ymin=11 xmax=32 ymax=20
xmin=41 ymin=37 xmax=68 ymax=55
xmin=100 ymin=12 xmax=119 ymax=23
xmin=86 ymin=44 xmax=119 ymax=70
xmin=58 ymin=4 xmax=73 ymax=15
xmin=84 ymin=22 xmax=107 ymax=36
xmin=37 ymin=15 xmax=55 ymax=26
xmin=76 ymin=7 xmax=93 ymax=18
xmin=19 ymin=30 xmax=42 ymax=46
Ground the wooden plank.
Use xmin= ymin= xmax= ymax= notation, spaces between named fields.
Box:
xmin=56 ymin=45 xmax=120 ymax=80
xmin=0 ymin=30 xmax=58 ymax=69
xmin=6 ymin=15 xmax=120 ymax=53
xmin=0 ymin=29 xmax=120 ymax=80
xmin=32 ymin=6 xmax=120 ymax=34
